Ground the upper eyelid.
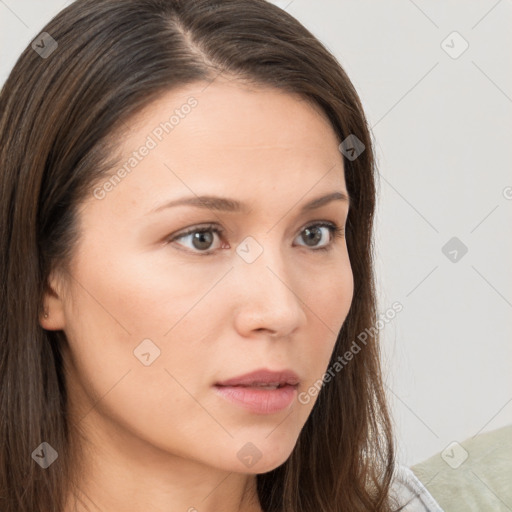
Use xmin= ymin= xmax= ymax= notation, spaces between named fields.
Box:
xmin=173 ymin=219 xmax=340 ymax=237
xmin=170 ymin=220 xmax=342 ymax=247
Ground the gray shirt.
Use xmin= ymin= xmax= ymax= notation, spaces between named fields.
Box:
xmin=390 ymin=465 xmax=445 ymax=511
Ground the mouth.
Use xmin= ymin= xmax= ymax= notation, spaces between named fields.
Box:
xmin=215 ymin=368 xmax=300 ymax=388
xmin=215 ymin=382 xmax=295 ymax=390
xmin=213 ymin=368 xmax=300 ymax=414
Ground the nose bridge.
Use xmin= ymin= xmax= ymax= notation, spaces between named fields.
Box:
xmin=237 ymin=234 xmax=290 ymax=293
xmin=233 ymin=233 xmax=305 ymax=333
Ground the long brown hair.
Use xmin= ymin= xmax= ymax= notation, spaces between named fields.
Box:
xmin=0 ymin=0 xmax=401 ymax=510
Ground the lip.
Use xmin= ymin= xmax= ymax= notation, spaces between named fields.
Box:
xmin=214 ymin=368 xmax=299 ymax=415
xmin=215 ymin=368 xmax=300 ymax=387
xmin=214 ymin=384 xmax=297 ymax=414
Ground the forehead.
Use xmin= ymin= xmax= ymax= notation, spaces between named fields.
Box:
xmin=87 ymin=78 xmax=347 ymax=219
xmin=122 ymin=77 xmax=339 ymax=154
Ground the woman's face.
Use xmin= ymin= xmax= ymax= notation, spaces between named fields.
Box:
xmin=42 ymin=77 xmax=353 ymax=475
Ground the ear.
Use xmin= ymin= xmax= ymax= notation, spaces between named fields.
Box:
xmin=39 ymin=268 xmax=68 ymax=331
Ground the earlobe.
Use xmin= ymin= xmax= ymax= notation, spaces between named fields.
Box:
xmin=38 ymin=308 xmax=51 ymax=330
xmin=39 ymin=269 xmax=68 ymax=331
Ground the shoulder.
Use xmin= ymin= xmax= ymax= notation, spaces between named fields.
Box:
xmin=410 ymin=425 xmax=512 ymax=511
xmin=389 ymin=464 xmax=445 ymax=512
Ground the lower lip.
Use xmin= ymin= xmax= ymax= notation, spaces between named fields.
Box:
xmin=214 ymin=384 xmax=298 ymax=414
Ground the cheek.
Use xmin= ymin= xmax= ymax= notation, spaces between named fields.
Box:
xmin=67 ymin=245 xmax=210 ymax=342
xmin=300 ymin=258 xmax=353 ymax=375
xmin=63 ymin=305 xmax=215 ymax=460
xmin=304 ymin=255 xmax=353 ymax=328
xmin=61 ymin=252 xmax=227 ymax=437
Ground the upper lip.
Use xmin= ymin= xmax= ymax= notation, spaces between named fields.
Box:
xmin=215 ymin=368 xmax=300 ymax=387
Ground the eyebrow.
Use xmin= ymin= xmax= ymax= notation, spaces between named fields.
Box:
xmin=147 ymin=190 xmax=350 ymax=216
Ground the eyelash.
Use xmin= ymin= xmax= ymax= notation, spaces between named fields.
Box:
xmin=166 ymin=221 xmax=345 ymax=256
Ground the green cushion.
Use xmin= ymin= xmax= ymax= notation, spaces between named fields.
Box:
xmin=411 ymin=424 xmax=512 ymax=512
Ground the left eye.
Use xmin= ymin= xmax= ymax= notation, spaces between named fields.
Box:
xmin=168 ymin=222 xmax=344 ymax=255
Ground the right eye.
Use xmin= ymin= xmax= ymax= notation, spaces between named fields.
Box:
xmin=167 ymin=223 xmax=226 ymax=255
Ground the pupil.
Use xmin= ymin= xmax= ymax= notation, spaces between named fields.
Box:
xmin=304 ymin=227 xmax=321 ymax=246
xmin=193 ymin=231 xmax=213 ymax=250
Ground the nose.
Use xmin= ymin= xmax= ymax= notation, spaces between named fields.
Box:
xmin=232 ymin=240 xmax=307 ymax=338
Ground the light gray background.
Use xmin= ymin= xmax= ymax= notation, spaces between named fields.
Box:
xmin=1 ymin=0 xmax=511 ymax=467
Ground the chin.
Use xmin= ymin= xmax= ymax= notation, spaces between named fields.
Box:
xmin=229 ymin=442 xmax=296 ymax=475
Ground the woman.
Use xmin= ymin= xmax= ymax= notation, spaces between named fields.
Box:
xmin=0 ymin=0 xmax=444 ymax=510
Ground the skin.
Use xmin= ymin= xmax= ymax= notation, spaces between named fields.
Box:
xmin=40 ymin=76 xmax=354 ymax=512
